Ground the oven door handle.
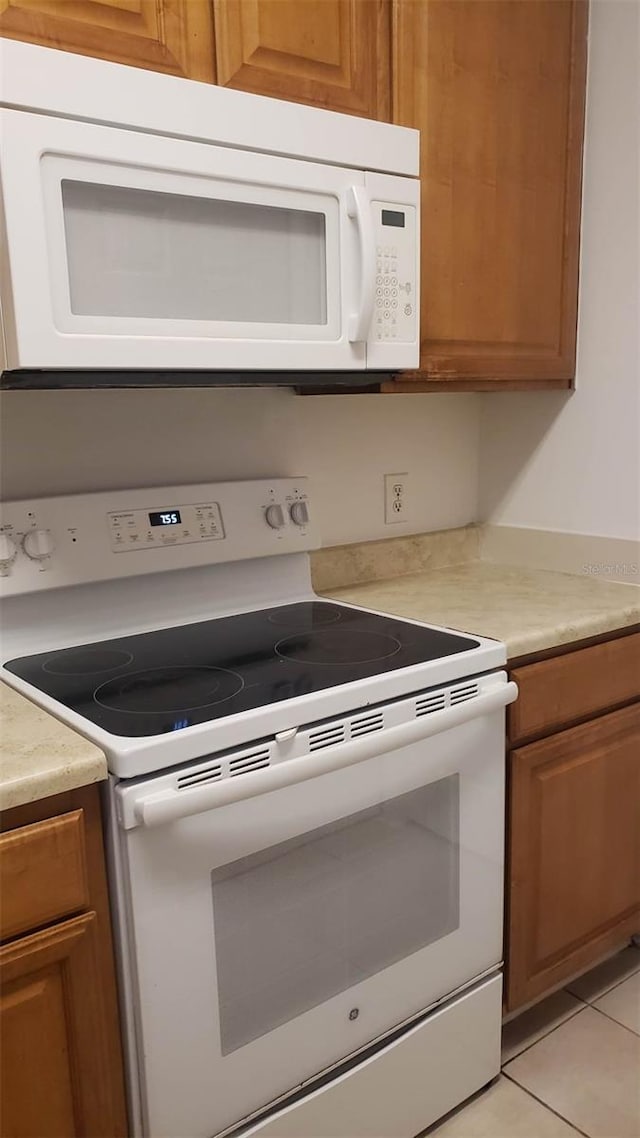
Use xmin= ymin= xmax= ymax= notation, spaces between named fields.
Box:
xmin=127 ymin=680 xmax=518 ymax=830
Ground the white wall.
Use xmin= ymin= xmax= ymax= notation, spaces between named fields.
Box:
xmin=479 ymin=0 xmax=640 ymax=541
xmin=0 ymin=388 xmax=479 ymax=547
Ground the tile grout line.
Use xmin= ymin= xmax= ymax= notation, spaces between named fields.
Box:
xmin=501 ymin=1000 xmax=588 ymax=1066
xmin=501 ymin=1071 xmax=590 ymax=1138
xmin=589 ymin=1002 xmax=640 ymax=1040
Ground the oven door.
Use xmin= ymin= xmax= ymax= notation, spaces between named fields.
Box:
xmin=0 ymin=110 xmax=417 ymax=372
xmin=115 ymin=682 xmax=511 ymax=1138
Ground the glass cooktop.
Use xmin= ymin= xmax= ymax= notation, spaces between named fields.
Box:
xmin=5 ymin=602 xmax=479 ymax=738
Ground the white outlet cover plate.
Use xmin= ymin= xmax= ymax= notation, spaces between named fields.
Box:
xmin=384 ymin=472 xmax=408 ymax=524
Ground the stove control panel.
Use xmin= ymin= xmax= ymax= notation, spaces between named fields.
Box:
xmin=0 ymin=478 xmax=315 ymax=596
xmin=108 ymin=501 xmax=224 ymax=552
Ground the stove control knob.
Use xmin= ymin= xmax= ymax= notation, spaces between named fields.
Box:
xmin=0 ymin=533 xmax=17 ymax=570
xmin=289 ymin=501 xmax=309 ymax=527
xmin=22 ymin=528 xmax=55 ymax=561
xmin=265 ymin=504 xmax=285 ymax=530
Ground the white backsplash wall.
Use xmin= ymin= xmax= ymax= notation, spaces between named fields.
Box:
xmin=478 ymin=0 xmax=640 ymax=543
xmin=0 ymin=388 xmax=479 ymax=547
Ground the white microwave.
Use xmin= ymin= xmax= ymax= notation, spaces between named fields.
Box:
xmin=0 ymin=41 xmax=420 ymax=384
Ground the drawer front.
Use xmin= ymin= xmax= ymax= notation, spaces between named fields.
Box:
xmin=509 ymin=631 xmax=640 ymax=744
xmin=0 ymin=810 xmax=90 ymax=940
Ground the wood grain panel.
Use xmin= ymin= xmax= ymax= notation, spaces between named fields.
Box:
xmin=0 ymin=0 xmax=216 ymax=81
xmin=0 ymin=810 xmax=89 ymax=941
xmin=1 ymin=913 xmax=127 ymax=1137
xmin=214 ymin=0 xmax=390 ymax=118
xmin=509 ymin=632 xmax=640 ymax=745
xmin=1 ymin=962 xmax=77 ymax=1135
xmin=393 ymin=0 xmax=587 ymax=385
xmin=506 ymin=703 xmax=640 ymax=1011
xmin=0 ymin=787 xmax=127 ymax=1136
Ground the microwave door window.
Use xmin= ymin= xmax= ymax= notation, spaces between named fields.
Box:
xmin=60 ymin=180 xmax=328 ymax=326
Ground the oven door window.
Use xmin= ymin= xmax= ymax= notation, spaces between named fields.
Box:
xmin=211 ymin=776 xmax=459 ymax=1055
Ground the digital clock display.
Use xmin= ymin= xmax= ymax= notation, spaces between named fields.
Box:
xmin=381 ymin=209 xmax=405 ymax=228
xmin=149 ymin=510 xmax=182 ymax=527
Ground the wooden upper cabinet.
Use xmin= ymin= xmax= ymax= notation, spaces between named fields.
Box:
xmin=214 ymin=0 xmax=390 ymax=118
xmin=0 ymin=0 xmax=216 ymax=81
xmin=391 ymin=0 xmax=588 ymax=389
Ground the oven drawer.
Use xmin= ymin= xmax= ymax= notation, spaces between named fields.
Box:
xmin=0 ymin=810 xmax=89 ymax=940
xmin=509 ymin=632 xmax=640 ymax=745
xmin=241 ymin=973 xmax=502 ymax=1138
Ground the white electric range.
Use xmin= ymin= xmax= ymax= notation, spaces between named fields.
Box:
xmin=0 ymin=478 xmax=516 ymax=1138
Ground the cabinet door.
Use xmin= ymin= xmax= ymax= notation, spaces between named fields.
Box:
xmin=391 ymin=0 xmax=588 ymax=389
xmin=0 ymin=0 xmax=215 ymax=81
xmin=506 ymin=703 xmax=640 ymax=1012
xmin=1 ymin=913 xmax=126 ymax=1138
xmin=214 ymin=0 xmax=390 ymax=118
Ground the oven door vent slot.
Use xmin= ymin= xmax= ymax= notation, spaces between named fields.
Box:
xmin=415 ymin=692 xmax=446 ymax=717
xmin=450 ymin=682 xmax=479 ymax=706
xmin=229 ymin=749 xmax=271 ymax=777
xmin=177 ymin=762 xmax=223 ymax=789
xmin=350 ymin=711 xmax=384 ymax=737
xmin=309 ymin=724 xmax=346 ymax=751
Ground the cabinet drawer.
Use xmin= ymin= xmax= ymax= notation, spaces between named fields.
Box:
xmin=0 ymin=810 xmax=90 ymax=941
xmin=509 ymin=632 xmax=640 ymax=744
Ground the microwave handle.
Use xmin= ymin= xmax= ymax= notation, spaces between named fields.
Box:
xmin=128 ymin=680 xmax=518 ymax=829
xmin=346 ymin=186 xmax=376 ymax=343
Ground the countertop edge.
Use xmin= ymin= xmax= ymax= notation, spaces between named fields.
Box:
xmin=0 ymin=759 xmax=107 ymax=814
xmin=500 ymin=608 xmax=640 ymax=660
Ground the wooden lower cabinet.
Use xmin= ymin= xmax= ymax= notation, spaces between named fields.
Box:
xmin=506 ymin=700 xmax=640 ymax=1012
xmin=1 ymin=915 xmax=121 ymax=1138
xmin=0 ymin=786 xmax=127 ymax=1138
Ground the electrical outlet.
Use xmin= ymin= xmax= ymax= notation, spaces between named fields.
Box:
xmin=384 ymin=473 xmax=408 ymax=524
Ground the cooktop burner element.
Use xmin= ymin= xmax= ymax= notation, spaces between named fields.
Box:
xmin=275 ymin=628 xmax=402 ymax=666
xmin=94 ymin=666 xmax=244 ymax=715
xmin=5 ymin=601 xmax=480 ymax=738
xmin=43 ymin=647 xmax=134 ymax=676
xmin=267 ymin=602 xmax=341 ymax=628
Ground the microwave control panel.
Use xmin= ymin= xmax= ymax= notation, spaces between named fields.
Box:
xmin=372 ymin=201 xmax=417 ymax=345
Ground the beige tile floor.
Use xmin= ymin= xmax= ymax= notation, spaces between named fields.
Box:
xmin=425 ymin=944 xmax=640 ymax=1138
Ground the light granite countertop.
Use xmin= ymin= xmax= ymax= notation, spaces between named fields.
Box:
xmin=0 ymin=682 xmax=107 ymax=812
xmin=319 ymin=561 xmax=640 ymax=659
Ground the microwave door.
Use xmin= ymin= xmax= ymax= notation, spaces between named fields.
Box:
xmin=0 ymin=110 xmax=369 ymax=372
